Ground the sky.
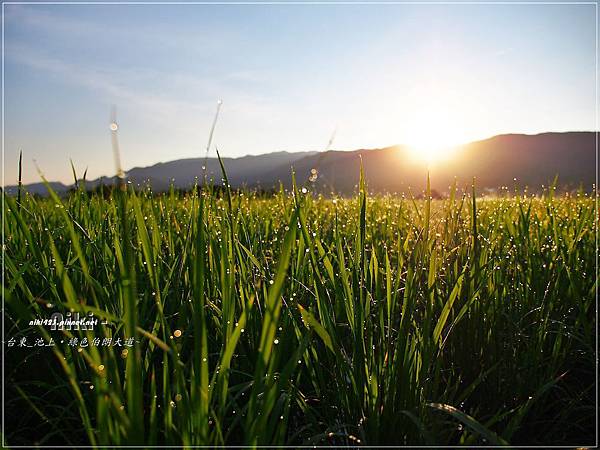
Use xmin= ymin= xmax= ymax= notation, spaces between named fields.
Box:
xmin=3 ymin=2 xmax=596 ymax=184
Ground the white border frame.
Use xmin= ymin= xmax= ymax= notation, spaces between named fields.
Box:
xmin=1 ymin=1 xmax=597 ymax=448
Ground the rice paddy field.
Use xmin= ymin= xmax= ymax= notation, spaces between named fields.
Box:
xmin=3 ymin=169 xmax=597 ymax=447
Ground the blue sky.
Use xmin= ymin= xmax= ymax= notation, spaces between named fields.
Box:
xmin=3 ymin=2 xmax=596 ymax=184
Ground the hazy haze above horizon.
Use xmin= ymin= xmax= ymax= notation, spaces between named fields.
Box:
xmin=3 ymin=3 xmax=596 ymax=184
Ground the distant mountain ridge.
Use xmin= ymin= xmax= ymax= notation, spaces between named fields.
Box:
xmin=4 ymin=132 xmax=596 ymax=196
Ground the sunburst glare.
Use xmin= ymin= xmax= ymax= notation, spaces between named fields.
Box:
xmin=403 ymin=103 xmax=466 ymax=164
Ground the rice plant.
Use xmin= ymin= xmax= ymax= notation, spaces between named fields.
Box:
xmin=3 ymin=162 xmax=596 ymax=447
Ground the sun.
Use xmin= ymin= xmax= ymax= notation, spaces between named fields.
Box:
xmin=402 ymin=104 xmax=466 ymax=165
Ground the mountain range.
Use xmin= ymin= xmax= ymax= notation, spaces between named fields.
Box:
xmin=4 ymin=132 xmax=596 ymax=196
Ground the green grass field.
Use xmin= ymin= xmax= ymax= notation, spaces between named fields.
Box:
xmin=3 ymin=168 xmax=597 ymax=447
